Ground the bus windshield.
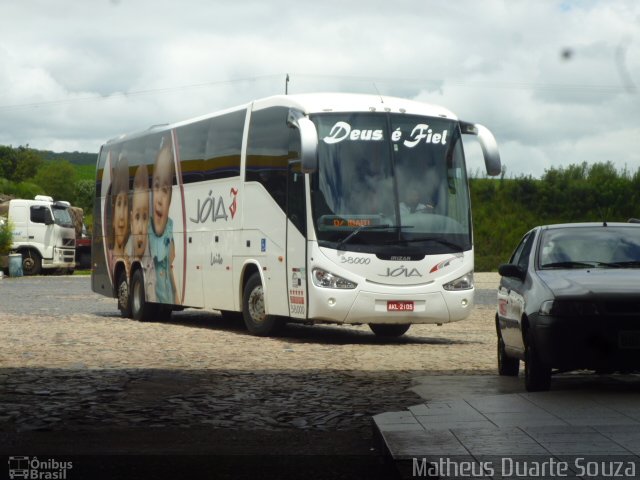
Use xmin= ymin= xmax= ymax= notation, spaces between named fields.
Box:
xmin=310 ymin=113 xmax=471 ymax=254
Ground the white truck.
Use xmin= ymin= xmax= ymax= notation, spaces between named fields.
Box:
xmin=1 ymin=195 xmax=76 ymax=275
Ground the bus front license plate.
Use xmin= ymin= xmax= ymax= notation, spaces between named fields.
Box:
xmin=387 ymin=301 xmax=414 ymax=312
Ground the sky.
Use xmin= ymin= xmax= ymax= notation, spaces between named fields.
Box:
xmin=0 ymin=0 xmax=638 ymax=178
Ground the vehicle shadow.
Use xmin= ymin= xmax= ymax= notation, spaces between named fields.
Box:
xmin=97 ymin=308 xmax=481 ymax=346
xmin=548 ymin=372 xmax=640 ymax=393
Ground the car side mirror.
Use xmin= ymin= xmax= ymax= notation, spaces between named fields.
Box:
xmin=498 ymin=263 xmax=525 ymax=280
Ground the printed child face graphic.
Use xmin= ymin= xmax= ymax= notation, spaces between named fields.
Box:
xmin=113 ymin=191 xmax=129 ymax=249
xmin=131 ymin=189 xmax=149 ymax=258
xmin=152 ymin=146 xmax=173 ymax=236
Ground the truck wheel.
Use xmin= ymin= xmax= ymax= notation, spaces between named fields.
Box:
xmin=131 ymin=269 xmax=158 ymax=322
xmin=497 ymin=335 xmax=519 ymax=376
xmin=78 ymin=251 xmax=91 ymax=269
xmin=369 ymin=324 xmax=411 ymax=337
xmin=242 ymin=272 xmax=283 ymax=336
xmin=22 ymin=250 xmax=42 ymax=276
xmin=116 ymin=270 xmax=132 ymax=318
xmin=524 ymin=330 xmax=551 ymax=391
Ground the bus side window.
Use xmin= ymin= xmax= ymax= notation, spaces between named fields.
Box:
xmin=287 ymin=129 xmax=306 ymax=235
xmin=246 ymin=107 xmax=292 ymax=211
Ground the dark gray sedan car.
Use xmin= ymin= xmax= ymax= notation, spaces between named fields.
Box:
xmin=496 ymin=222 xmax=640 ymax=391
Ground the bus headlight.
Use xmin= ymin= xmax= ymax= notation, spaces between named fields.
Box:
xmin=443 ymin=272 xmax=474 ymax=291
xmin=312 ymin=268 xmax=357 ymax=289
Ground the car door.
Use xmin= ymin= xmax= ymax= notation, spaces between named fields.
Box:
xmin=498 ymin=230 xmax=536 ymax=353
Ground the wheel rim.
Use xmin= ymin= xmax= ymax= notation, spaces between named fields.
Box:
xmin=248 ymin=285 xmax=266 ymax=324
xmin=118 ymin=280 xmax=129 ymax=311
xmin=23 ymin=257 xmax=35 ymax=274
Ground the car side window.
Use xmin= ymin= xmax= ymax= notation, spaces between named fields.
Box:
xmin=516 ymin=232 xmax=535 ymax=271
xmin=514 ymin=232 xmax=536 ymax=271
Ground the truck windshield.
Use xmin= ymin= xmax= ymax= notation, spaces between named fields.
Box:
xmin=310 ymin=113 xmax=471 ymax=254
xmin=52 ymin=206 xmax=74 ymax=228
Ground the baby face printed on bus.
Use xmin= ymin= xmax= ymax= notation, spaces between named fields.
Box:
xmin=111 ymin=153 xmax=130 ymax=255
xmin=152 ymin=143 xmax=174 ymax=236
xmin=131 ymin=164 xmax=150 ymax=259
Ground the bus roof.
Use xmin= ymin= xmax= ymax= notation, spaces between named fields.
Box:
xmin=104 ymin=92 xmax=458 ymax=146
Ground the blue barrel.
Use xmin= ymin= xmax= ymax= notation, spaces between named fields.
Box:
xmin=8 ymin=253 xmax=23 ymax=277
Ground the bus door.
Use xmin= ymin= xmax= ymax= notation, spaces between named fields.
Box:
xmin=286 ymin=162 xmax=308 ymax=319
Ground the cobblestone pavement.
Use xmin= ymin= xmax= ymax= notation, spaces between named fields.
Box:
xmin=0 ymin=274 xmax=500 ymax=435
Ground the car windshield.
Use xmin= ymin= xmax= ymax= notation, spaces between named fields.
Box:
xmin=309 ymin=112 xmax=471 ymax=255
xmin=538 ymin=226 xmax=640 ymax=269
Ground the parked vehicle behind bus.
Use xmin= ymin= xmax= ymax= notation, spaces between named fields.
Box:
xmin=92 ymin=93 xmax=500 ymax=336
xmin=1 ymin=195 xmax=76 ymax=275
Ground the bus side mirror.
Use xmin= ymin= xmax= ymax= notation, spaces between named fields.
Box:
xmin=288 ymin=109 xmax=318 ymax=173
xmin=460 ymin=121 xmax=501 ymax=176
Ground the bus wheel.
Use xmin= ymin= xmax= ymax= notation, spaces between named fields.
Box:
xmin=116 ymin=270 xmax=132 ymax=318
xmin=242 ymin=273 xmax=283 ymax=336
xmin=369 ymin=324 xmax=410 ymax=337
xmin=22 ymin=250 xmax=42 ymax=276
xmin=131 ymin=269 xmax=156 ymax=322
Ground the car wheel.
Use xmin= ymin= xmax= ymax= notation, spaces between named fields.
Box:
xmin=369 ymin=324 xmax=411 ymax=337
xmin=524 ymin=330 xmax=551 ymax=391
xmin=116 ymin=270 xmax=132 ymax=318
xmin=22 ymin=250 xmax=42 ymax=276
xmin=242 ymin=273 xmax=283 ymax=336
xmin=497 ymin=335 xmax=519 ymax=376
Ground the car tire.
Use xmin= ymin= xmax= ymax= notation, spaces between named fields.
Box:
xmin=242 ymin=273 xmax=284 ymax=336
xmin=116 ymin=270 xmax=132 ymax=318
xmin=369 ymin=324 xmax=411 ymax=337
xmin=524 ymin=330 xmax=551 ymax=391
xmin=497 ymin=335 xmax=519 ymax=376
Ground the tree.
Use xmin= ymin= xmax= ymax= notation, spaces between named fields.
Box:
xmin=74 ymin=179 xmax=95 ymax=212
xmin=0 ymin=146 xmax=18 ymax=180
xmin=13 ymin=146 xmax=44 ymax=183
xmin=34 ymin=160 xmax=78 ymax=201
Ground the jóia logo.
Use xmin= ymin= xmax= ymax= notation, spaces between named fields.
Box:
xmin=379 ymin=266 xmax=422 ymax=278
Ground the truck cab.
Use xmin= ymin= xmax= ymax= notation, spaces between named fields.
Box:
xmin=7 ymin=195 xmax=76 ymax=275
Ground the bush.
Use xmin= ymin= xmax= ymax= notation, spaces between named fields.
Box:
xmin=0 ymin=217 xmax=13 ymax=255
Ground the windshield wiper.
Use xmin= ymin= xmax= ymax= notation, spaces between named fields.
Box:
xmin=336 ymin=224 xmax=411 ymax=250
xmin=607 ymin=261 xmax=640 ymax=268
xmin=541 ymin=261 xmax=597 ymax=269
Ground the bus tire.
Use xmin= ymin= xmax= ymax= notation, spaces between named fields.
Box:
xmin=116 ymin=270 xmax=132 ymax=318
xmin=22 ymin=249 xmax=42 ymax=276
xmin=242 ymin=273 xmax=283 ymax=336
xmin=369 ymin=324 xmax=410 ymax=337
xmin=131 ymin=269 xmax=157 ymax=322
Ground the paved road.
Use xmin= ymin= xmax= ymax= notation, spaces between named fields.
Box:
xmin=0 ymin=275 xmax=499 ymax=479
xmin=0 ymin=275 xmax=498 ymax=316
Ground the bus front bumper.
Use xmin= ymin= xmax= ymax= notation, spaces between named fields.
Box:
xmin=307 ymin=286 xmax=474 ymax=325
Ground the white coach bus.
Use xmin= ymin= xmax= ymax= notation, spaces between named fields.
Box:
xmin=91 ymin=93 xmax=500 ymax=337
